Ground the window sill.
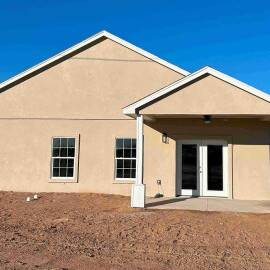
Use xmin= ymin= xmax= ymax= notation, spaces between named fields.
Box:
xmin=113 ymin=179 xmax=135 ymax=184
xmin=49 ymin=178 xmax=78 ymax=183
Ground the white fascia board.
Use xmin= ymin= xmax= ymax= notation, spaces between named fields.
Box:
xmin=123 ymin=66 xmax=270 ymax=114
xmin=104 ymin=32 xmax=190 ymax=76
xmin=0 ymin=31 xmax=106 ymax=89
xmin=0 ymin=30 xmax=189 ymax=90
xmin=123 ymin=67 xmax=209 ymax=114
xmin=207 ymin=67 xmax=270 ymax=102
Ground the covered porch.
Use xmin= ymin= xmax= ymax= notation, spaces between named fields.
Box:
xmin=131 ymin=115 xmax=270 ymax=208
xmin=123 ymin=67 xmax=270 ymax=208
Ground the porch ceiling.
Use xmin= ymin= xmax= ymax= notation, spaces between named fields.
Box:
xmin=142 ymin=114 xmax=270 ymax=120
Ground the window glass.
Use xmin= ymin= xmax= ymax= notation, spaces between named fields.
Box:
xmin=115 ymin=138 xmax=136 ymax=179
xmin=51 ymin=137 xmax=76 ymax=179
xmin=68 ymin=138 xmax=75 ymax=147
xmin=53 ymin=138 xmax=60 ymax=147
xmin=116 ymin=149 xmax=123 ymax=158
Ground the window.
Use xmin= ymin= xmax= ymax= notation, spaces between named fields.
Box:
xmin=51 ymin=137 xmax=77 ymax=180
xmin=115 ymin=138 xmax=136 ymax=179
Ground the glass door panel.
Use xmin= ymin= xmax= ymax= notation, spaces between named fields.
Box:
xmin=202 ymin=141 xmax=228 ymax=197
xmin=182 ymin=144 xmax=198 ymax=190
xmin=207 ymin=145 xmax=223 ymax=191
xmin=176 ymin=141 xmax=200 ymax=196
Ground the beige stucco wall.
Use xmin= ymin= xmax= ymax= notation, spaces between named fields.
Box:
xmin=143 ymin=118 xmax=270 ymax=200
xmin=0 ymin=38 xmax=183 ymax=119
xmin=0 ymin=37 xmax=269 ymax=200
xmin=0 ymin=37 xmax=183 ymax=196
xmin=141 ymin=75 xmax=270 ymax=115
xmin=0 ymin=118 xmax=268 ymax=200
xmin=0 ymin=119 xmax=135 ymax=195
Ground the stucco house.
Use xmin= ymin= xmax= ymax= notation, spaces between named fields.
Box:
xmin=0 ymin=30 xmax=269 ymax=208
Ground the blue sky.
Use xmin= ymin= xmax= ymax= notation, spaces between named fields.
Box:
xmin=0 ymin=1 xmax=270 ymax=92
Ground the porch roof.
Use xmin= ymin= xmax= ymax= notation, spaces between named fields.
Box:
xmin=123 ymin=66 xmax=270 ymax=117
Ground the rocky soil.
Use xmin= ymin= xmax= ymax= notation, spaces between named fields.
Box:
xmin=0 ymin=192 xmax=269 ymax=269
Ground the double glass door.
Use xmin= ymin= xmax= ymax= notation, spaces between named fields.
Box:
xmin=176 ymin=140 xmax=228 ymax=197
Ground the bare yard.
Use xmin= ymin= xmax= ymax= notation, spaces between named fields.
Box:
xmin=0 ymin=192 xmax=269 ymax=269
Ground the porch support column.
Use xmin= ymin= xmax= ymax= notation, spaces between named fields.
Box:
xmin=131 ymin=114 xmax=145 ymax=208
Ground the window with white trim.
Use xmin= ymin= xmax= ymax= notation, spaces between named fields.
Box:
xmin=51 ymin=137 xmax=77 ymax=179
xmin=115 ymin=138 xmax=136 ymax=179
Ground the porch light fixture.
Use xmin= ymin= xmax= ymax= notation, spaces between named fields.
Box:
xmin=203 ymin=115 xmax=212 ymax=124
xmin=162 ymin=133 xmax=168 ymax=143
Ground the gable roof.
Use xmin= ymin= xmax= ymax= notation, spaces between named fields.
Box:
xmin=0 ymin=30 xmax=190 ymax=90
xmin=123 ymin=66 xmax=270 ymax=115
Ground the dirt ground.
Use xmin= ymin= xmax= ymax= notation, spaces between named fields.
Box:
xmin=0 ymin=192 xmax=269 ymax=270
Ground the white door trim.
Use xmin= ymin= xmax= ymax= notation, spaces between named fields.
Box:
xmin=201 ymin=140 xmax=228 ymax=197
xmin=176 ymin=140 xmax=201 ymax=196
xmin=176 ymin=139 xmax=229 ymax=198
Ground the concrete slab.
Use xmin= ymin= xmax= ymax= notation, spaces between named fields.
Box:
xmin=146 ymin=197 xmax=270 ymax=213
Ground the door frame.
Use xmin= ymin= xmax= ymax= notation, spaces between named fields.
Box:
xmin=201 ymin=140 xmax=228 ymax=197
xmin=176 ymin=140 xmax=201 ymax=196
xmin=176 ymin=139 xmax=228 ymax=197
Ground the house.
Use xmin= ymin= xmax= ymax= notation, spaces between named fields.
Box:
xmin=0 ymin=30 xmax=269 ymax=208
